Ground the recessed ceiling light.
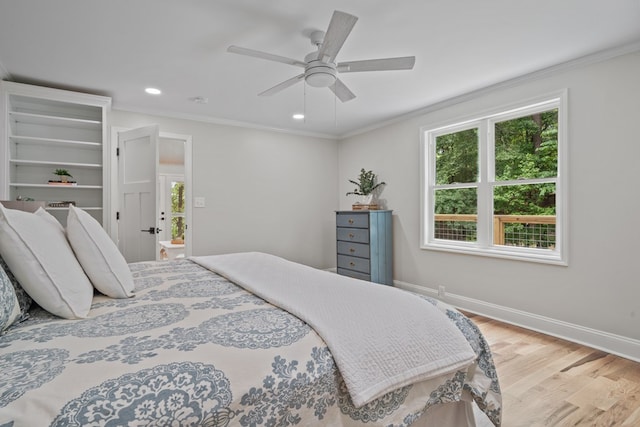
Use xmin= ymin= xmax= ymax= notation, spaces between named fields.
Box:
xmin=145 ymin=87 xmax=162 ymax=95
xmin=292 ymin=113 xmax=305 ymax=120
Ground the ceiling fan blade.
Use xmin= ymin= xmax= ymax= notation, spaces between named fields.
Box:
xmin=329 ymin=78 xmax=356 ymax=102
xmin=227 ymin=45 xmax=307 ymax=68
xmin=259 ymin=74 xmax=305 ymax=97
xmin=317 ymin=11 xmax=358 ymax=63
xmin=337 ymin=56 xmax=416 ymax=73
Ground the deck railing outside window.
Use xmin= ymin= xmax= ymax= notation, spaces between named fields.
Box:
xmin=434 ymin=214 xmax=556 ymax=248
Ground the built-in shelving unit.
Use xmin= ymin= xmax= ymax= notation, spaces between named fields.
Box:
xmin=0 ymin=82 xmax=111 ymax=226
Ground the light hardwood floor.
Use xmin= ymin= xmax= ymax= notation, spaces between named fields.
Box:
xmin=465 ymin=313 xmax=640 ymax=426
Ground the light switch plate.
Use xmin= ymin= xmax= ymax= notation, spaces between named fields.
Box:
xmin=194 ymin=197 xmax=205 ymax=208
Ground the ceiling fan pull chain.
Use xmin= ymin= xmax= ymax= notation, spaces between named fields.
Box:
xmin=334 ymin=88 xmax=337 ymax=128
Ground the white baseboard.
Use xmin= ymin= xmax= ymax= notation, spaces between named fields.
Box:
xmin=394 ymin=280 xmax=640 ymax=363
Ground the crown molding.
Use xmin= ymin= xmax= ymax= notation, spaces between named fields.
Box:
xmin=339 ymin=40 xmax=640 ymax=140
xmin=113 ymin=103 xmax=338 ymax=141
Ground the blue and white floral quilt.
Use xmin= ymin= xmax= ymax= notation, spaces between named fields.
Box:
xmin=0 ymin=259 xmax=501 ymax=426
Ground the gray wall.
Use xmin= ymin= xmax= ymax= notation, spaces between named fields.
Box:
xmin=110 ymin=50 xmax=640 ymax=359
xmin=111 ymin=111 xmax=339 ymax=269
xmin=338 ymin=51 xmax=640 ymax=358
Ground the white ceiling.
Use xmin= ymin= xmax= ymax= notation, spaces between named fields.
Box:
xmin=1 ymin=0 xmax=639 ymax=138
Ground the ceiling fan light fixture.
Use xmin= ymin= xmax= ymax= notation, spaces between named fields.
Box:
xmin=304 ymin=61 xmax=337 ymax=88
xmin=305 ymin=72 xmax=336 ymax=88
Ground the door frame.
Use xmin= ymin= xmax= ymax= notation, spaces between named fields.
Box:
xmin=109 ymin=126 xmax=193 ymax=259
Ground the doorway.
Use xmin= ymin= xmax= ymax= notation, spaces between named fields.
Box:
xmin=110 ymin=127 xmax=192 ymax=262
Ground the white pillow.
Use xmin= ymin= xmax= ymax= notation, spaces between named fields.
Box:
xmin=0 ymin=204 xmax=93 ymax=319
xmin=34 ymin=207 xmax=65 ymax=234
xmin=66 ymin=205 xmax=134 ymax=298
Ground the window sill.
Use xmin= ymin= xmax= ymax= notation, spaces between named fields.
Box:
xmin=420 ymin=242 xmax=567 ymax=266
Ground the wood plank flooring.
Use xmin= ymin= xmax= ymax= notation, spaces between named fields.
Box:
xmin=465 ymin=313 xmax=640 ymax=426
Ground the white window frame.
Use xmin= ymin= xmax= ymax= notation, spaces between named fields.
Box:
xmin=420 ymin=91 xmax=568 ymax=265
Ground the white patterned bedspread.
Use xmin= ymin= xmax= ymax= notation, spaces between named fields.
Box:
xmin=0 ymin=259 xmax=501 ymax=426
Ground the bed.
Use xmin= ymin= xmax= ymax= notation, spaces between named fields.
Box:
xmin=0 ymin=204 xmax=501 ymax=427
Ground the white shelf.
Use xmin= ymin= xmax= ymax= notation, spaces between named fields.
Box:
xmin=46 ymin=206 xmax=102 ymax=211
xmin=10 ymin=183 xmax=103 ymax=189
xmin=10 ymin=134 xmax=102 ymax=149
xmin=9 ymin=159 xmax=102 ymax=169
xmin=9 ymin=111 xmax=102 ymax=130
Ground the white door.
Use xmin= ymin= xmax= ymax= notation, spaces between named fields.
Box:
xmin=159 ymin=174 xmax=185 ymax=240
xmin=117 ymin=125 xmax=159 ymax=262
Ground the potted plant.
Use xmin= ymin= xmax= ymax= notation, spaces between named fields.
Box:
xmin=53 ymin=168 xmax=73 ymax=183
xmin=346 ymin=168 xmax=386 ymax=206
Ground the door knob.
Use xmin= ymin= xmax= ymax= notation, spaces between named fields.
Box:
xmin=140 ymin=227 xmax=162 ymax=234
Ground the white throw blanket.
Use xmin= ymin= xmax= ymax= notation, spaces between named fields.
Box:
xmin=191 ymin=252 xmax=476 ymax=407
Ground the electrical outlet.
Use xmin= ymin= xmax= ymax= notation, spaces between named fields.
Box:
xmin=438 ymin=285 xmax=446 ymax=297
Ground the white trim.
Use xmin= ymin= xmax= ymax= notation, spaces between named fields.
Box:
xmin=1 ymin=81 xmax=111 ymax=108
xmin=183 ymin=134 xmax=193 ymax=257
xmin=113 ymin=104 xmax=337 ymax=141
xmin=0 ymin=83 xmax=10 ymax=201
xmin=395 ymin=280 xmax=640 ymax=363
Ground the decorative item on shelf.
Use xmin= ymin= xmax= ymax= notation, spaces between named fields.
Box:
xmin=352 ymin=203 xmax=380 ymax=210
xmin=48 ymin=181 xmax=78 ymax=186
xmin=47 ymin=201 xmax=76 ymax=208
xmin=346 ymin=168 xmax=386 ymax=210
xmin=49 ymin=168 xmax=76 ymax=185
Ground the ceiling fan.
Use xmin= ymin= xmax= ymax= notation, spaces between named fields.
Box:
xmin=227 ymin=10 xmax=416 ymax=102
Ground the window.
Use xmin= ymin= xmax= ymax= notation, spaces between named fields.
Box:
xmin=421 ymin=93 xmax=567 ymax=264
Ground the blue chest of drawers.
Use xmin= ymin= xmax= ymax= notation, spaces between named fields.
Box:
xmin=336 ymin=210 xmax=393 ymax=285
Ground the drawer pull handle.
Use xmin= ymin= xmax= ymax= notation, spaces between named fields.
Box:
xmin=348 ymin=219 xmax=354 ymax=224
xmin=349 ymin=248 xmax=355 ymax=253
xmin=348 ymin=233 xmax=355 ymax=238
xmin=349 ymin=262 xmax=355 ymax=266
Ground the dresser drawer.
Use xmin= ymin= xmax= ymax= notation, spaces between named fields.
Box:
xmin=337 ymin=241 xmax=370 ymax=258
xmin=336 ymin=227 xmax=369 ymax=244
xmin=337 ymin=268 xmax=371 ymax=282
xmin=337 ymin=254 xmax=370 ymax=274
xmin=336 ymin=213 xmax=369 ymax=228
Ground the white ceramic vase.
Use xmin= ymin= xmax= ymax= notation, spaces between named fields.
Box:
xmin=358 ymin=194 xmax=374 ymax=205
